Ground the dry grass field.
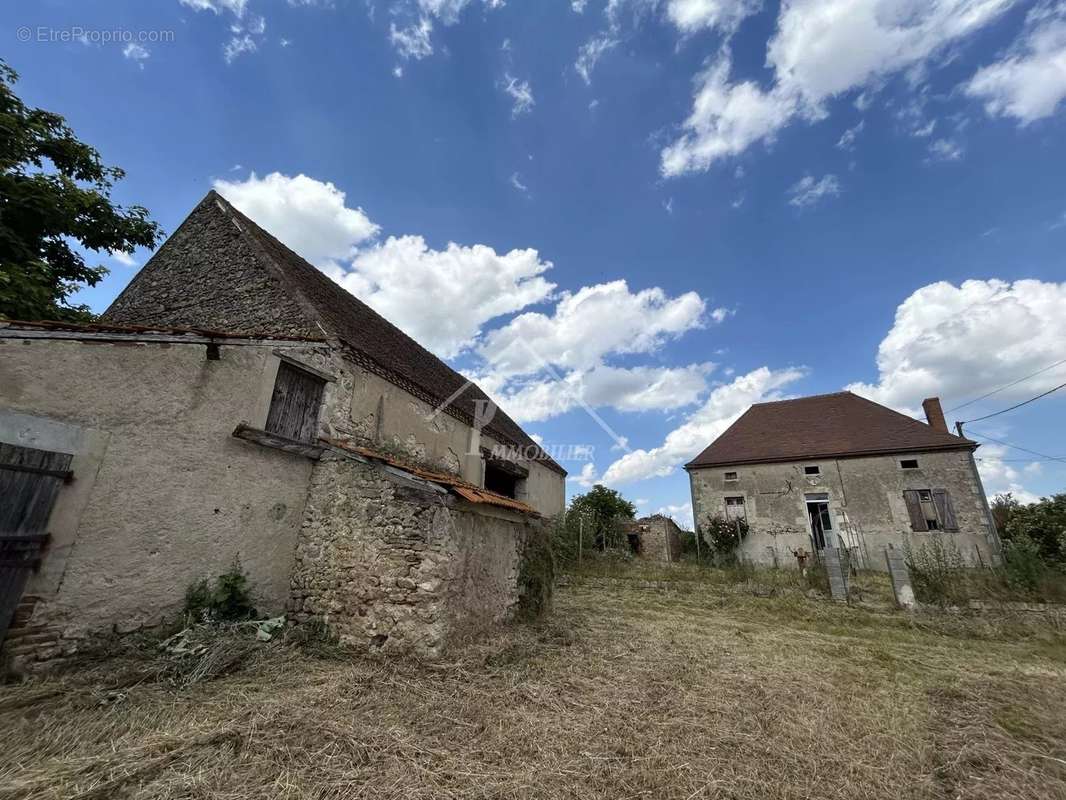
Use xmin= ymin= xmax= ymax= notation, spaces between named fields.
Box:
xmin=2 ymin=563 xmax=1066 ymax=800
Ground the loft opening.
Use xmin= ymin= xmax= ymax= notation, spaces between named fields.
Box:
xmin=266 ymin=361 xmax=327 ymax=443
xmin=482 ymin=453 xmax=529 ymax=499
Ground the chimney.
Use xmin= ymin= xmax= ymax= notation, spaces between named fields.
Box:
xmin=922 ymin=397 xmax=948 ymax=433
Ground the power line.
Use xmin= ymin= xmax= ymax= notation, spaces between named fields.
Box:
xmin=945 ymin=357 xmax=1066 ymax=414
xmin=959 ymin=381 xmax=1066 ymax=424
xmin=967 ymin=429 xmax=1066 ymax=464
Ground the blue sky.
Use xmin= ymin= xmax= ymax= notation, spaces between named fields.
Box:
xmin=6 ymin=0 xmax=1066 ymax=524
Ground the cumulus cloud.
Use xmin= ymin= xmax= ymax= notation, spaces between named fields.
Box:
xmin=109 ymin=249 xmax=138 ymax=267
xmin=213 ymin=172 xmax=379 ymax=270
xmin=215 ymin=172 xmax=718 ymax=420
xmin=787 ymin=174 xmax=841 ymax=208
xmin=338 ymin=237 xmax=556 ymax=359
xmin=965 ymin=7 xmax=1066 ymax=124
xmin=662 ymin=0 xmax=1015 ymax=175
xmin=665 ymin=0 xmax=762 ymax=34
xmin=568 ymin=462 xmax=600 ymax=488
xmin=601 ymin=366 xmax=807 ymax=484
xmin=487 ymin=362 xmax=715 ymax=423
xmin=480 ymin=280 xmax=707 ymax=376
xmin=846 ymin=279 xmax=1066 ymax=418
xmin=977 ymin=445 xmax=1042 ymax=504
xmin=215 ymin=172 xmax=555 ymax=359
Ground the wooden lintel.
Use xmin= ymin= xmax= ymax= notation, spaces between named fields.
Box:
xmin=232 ymin=423 xmax=325 ymax=460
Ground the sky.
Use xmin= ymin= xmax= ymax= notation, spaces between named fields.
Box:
xmin=6 ymin=0 xmax=1066 ymax=527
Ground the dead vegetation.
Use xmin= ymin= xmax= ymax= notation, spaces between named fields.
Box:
xmin=2 ymin=566 xmax=1065 ymax=800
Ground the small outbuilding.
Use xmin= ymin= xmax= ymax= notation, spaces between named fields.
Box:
xmin=622 ymin=515 xmax=684 ymax=563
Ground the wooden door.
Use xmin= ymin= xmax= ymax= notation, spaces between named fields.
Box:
xmin=0 ymin=443 xmax=73 ymax=646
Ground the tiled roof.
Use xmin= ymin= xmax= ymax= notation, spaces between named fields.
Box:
xmin=685 ymin=391 xmax=976 ymax=469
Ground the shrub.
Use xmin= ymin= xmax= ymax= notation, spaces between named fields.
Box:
xmin=183 ymin=557 xmax=257 ymax=623
xmin=702 ymin=515 xmax=749 ymax=565
xmin=904 ymin=535 xmax=968 ymax=606
xmin=517 ymin=523 xmax=555 ymax=620
xmin=1002 ymin=534 xmax=1046 ymax=594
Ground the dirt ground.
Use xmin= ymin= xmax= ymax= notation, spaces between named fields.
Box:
xmin=2 ymin=566 xmax=1066 ymax=800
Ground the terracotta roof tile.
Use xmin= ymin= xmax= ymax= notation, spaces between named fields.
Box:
xmin=685 ymin=391 xmax=976 ymax=469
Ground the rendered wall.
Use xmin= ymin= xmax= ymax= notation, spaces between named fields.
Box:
xmin=0 ymin=337 xmax=326 ymax=667
xmin=688 ymin=450 xmax=996 ymax=570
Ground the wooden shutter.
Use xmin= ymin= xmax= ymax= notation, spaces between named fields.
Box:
xmin=903 ymin=490 xmax=927 ymax=532
xmin=932 ymin=489 xmax=958 ymax=531
xmin=0 ymin=443 xmax=73 ymax=645
xmin=265 ymin=362 xmax=326 ymax=443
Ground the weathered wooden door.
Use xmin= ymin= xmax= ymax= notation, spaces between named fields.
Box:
xmin=0 ymin=443 xmax=73 ymax=646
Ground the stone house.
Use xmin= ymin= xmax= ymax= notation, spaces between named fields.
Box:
xmin=686 ymin=392 xmax=999 ymax=570
xmin=622 ymin=515 xmax=684 ymax=563
xmin=0 ymin=191 xmax=565 ymax=671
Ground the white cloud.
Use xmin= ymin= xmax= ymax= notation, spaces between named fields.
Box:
xmin=393 ymin=65 xmax=404 ymax=78
xmin=480 ymin=280 xmax=706 ymax=376
xmin=602 ymin=366 xmax=807 ymax=484
xmin=709 ymin=306 xmax=733 ymax=323
xmin=339 ymin=237 xmax=555 ymax=358
xmin=787 ymin=173 xmax=841 ymax=208
xmin=109 ymin=250 xmax=138 ymax=267
xmin=179 ymin=0 xmax=268 ymax=62
xmin=180 ymin=0 xmax=248 ymax=15
xmin=575 ymin=33 xmax=619 ymax=84
xmin=835 ymin=119 xmax=864 ymax=150
xmin=568 ymin=463 xmax=599 ymax=487
xmin=846 ymin=279 xmax=1066 ymax=417
xmin=502 ymin=74 xmax=535 ymax=117
xmin=662 ymin=0 xmax=1016 ymax=175
xmin=388 ymin=0 xmax=503 ymax=59
xmin=390 ymin=18 xmax=434 ymax=60
xmin=965 ymin=10 xmax=1066 ymax=124
xmin=509 ymin=172 xmax=530 ymax=193
xmin=123 ymin=43 xmax=150 ymax=65
xmin=977 ymin=445 xmax=1041 ymax=505
xmin=926 ymin=138 xmax=964 ymax=161
xmin=572 ymin=0 xmax=589 ymax=11
xmin=213 ymin=172 xmax=379 ymax=269
xmin=665 ymin=0 xmax=762 ymax=34
xmin=489 ymin=362 xmax=715 ymax=423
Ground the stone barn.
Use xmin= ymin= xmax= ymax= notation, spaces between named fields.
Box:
xmin=622 ymin=515 xmax=684 ymax=563
xmin=686 ymin=392 xmax=999 ymax=570
xmin=0 ymin=191 xmax=565 ymax=671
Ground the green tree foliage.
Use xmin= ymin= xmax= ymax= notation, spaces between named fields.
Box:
xmin=701 ymin=514 xmax=749 ymax=563
xmin=566 ymin=485 xmax=637 ymax=551
xmin=995 ymin=492 xmax=1066 ymax=564
xmin=0 ymin=62 xmax=160 ymax=321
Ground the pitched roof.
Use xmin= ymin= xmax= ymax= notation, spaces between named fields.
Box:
xmin=105 ymin=191 xmax=564 ymax=475
xmin=685 ymin=391 xmax=976 ymax=469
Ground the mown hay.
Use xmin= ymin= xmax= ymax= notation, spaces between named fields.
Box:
xmin=1 ymin=578 xmax=1064 ymax=800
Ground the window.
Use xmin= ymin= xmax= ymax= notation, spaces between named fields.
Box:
xmin=724 ymin=496 xmax=746 ymax=520
xmin=900 ymin=459 xmax=919 ymax=470
xmin=265 ymin=361 xmax=326 ymax=443
xmin=903 ymin=488 xmax=958 ymax=532
xmin=724 ymin=471 xmax=738 ymax=482
xmin=483 ymin=456 xmax=529 ymax=499
xmin=804 ymin=465 xmax=820 ymax=476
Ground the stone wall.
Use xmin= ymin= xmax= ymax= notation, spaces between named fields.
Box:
xmin=624 ymin=516 xmax=684 ymax=563
xmin=689 ymin=450 xmax=997 ymax=570
xmin=289 ymin=454 xmax=541 ymax=657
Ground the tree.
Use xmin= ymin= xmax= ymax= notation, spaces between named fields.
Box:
xmin=567 ymin=485 xmax=637 ymax=551
xmin=0 ymin=62 xmax=160 ymax=321
xmin=1000 ymin=492 xmax=1066 ymax=564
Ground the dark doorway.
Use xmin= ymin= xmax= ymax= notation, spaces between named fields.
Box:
xmin=1 ymin=443 xmax=72 ymax=646
xmin=806 ymin=501 xmax=833 ymax=551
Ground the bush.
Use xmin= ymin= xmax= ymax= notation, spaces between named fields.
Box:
xmin=183 ymin=558 xmax=257 ymax=623
xmin=517 ymin=523 xmax=555 ymax=620
xmin=904 ymin=535 xmax=968 ymax=606
xmin=1002 ymin=534 xmax=1046 ymax=593
xmin=702 ymin=515 xmax=749 ymax=565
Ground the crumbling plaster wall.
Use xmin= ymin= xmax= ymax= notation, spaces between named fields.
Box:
xmin=689 ymin=450 xmax=995 ymax=570
xmin=0 ymin=338 xmax=325 ymax=655
xmin=334 ymin=362 xmax=565 ymax=518
xmin=289 ymin=454 xmax=538 ymax=657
